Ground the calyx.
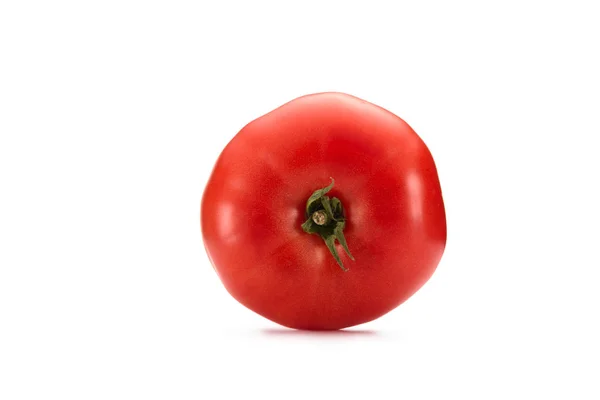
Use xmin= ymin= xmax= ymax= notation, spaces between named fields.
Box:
xmin=301 ymin=178 xmax=355 ymax=271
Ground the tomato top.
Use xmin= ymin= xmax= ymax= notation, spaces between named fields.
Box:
xmin=201 ymin=93 xmax=446 ymax=330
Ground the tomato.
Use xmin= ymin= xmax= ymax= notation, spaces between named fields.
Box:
xmin=201 ymin=93 xmax=446 ymax=330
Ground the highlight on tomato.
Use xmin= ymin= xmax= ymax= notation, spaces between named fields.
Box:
xmin=201 ymin=93 xmax=446 ymax=330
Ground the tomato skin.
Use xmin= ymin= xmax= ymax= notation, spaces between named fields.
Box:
xmin=201 ymin=93 xmax=446 ymax=330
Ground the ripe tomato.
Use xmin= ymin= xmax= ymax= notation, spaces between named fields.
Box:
xmin=201 ymin=93 xmax=446 ymax=330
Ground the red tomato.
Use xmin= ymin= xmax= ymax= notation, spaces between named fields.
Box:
xmin=201 ymin=93 xmax=446 ymax=330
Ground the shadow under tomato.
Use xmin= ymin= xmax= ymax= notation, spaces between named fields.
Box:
xmin=261 ymin=328 xmax=379 ymax=337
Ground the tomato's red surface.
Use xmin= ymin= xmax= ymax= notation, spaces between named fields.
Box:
xmin=201 ymin=93 xmax=446 ymax=330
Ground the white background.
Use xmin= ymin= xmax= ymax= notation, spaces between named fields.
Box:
xmin=1 ymin=1 xmax=599 ymax=399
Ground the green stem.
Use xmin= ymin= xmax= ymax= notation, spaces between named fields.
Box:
xmin=301 ymin=178 xmax=355 ymax=271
